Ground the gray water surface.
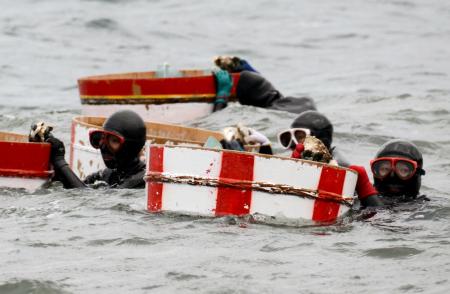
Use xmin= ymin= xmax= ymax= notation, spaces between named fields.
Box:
xmin=1 ymin=0 xmax=450 ymax=293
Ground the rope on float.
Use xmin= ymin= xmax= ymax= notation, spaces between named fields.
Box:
xmin=144 ymin=172 xmax=353 ymax=207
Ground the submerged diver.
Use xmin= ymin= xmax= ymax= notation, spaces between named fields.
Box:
xmin=370 ymin=139 xmax=427 ymax=204
xmin=46 ymin=110 xmax=147 ymax=189
xmin=213 ymin=56 xmax=317 ymax=114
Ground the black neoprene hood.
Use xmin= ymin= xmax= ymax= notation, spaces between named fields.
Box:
xmin=103 ymin=110 xmax=146 ymax=151
xmin=375 ymin=139 xmax=423 ymax=167
xmin=290 ymin=110 xmax=333 ymax=150
xmin=101 ymin=110 xmax=147 ymax=170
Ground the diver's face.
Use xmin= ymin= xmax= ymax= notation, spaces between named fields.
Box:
xmin=89 ymin=130 xmax=125 ymax=169
xmin=376 ymin=174 xmax=419 ymax=197
xmin=372 ymin=156 xmax=421 ymax=197
xmin=105 ymin=135 xmax=122 ymax=154
xmin=89 ymin=129 xmax=125 ymax=154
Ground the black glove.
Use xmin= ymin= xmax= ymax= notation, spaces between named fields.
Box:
xmin=29 ymin=122 xmax=53 ymax=142
xmin=220 ymin=139 xmax=245 ymax=151
xmin=43 ymin=135 xmax=86 ymax=189
xmin=360 ymin=194 xmax=384 ymax=208
xmin=45 ymin=137 xmax=67 ymax=169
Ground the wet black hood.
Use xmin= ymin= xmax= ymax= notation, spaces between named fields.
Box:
xmin=101 ymin=110 xmax=146 ymax=171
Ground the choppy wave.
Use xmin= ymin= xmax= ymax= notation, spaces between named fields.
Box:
xmin=0 ymin=280 xmax=70 ymax=294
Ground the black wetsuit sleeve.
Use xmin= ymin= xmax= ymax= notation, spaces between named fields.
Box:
xmin=236 ymin=71 xmax=283 ymax=107
xmin=52 ymin=159 xmax=87 ymax=189
xmin=236 ymin=71 xmax=318 ymax=115
xmin=258 ymin=145 xmax=273 ymax=155
xmin=269 ymin=96 xmax=317 ymax=114
xmin=118 ymin=170 xmax=146 ymax=189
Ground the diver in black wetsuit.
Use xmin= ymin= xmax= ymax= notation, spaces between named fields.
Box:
xmin=213 ymin=56 xmax=317 ymax=114
xmin=236 ymin=71 xmax=317 ymax=114
xmin=283 ymin=111 xmax=384 ymax=208
xmin=46 ymin=110 xmax=147 ymax=189
xmin=287 ymin=110 xmax=346 ymax=165
xmin=370 ymin=139 xmax=427 ymax=204
xmin=218 ymin=109 xmax=383 ymax=208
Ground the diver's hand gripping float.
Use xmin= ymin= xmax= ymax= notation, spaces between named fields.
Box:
xmin=29 ymin=122 xmax=86 ymax=189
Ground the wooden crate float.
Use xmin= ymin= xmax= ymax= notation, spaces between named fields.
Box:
xmin=79 ymin=69 xmax=240 ymax=123
xmin=145 ymin=145 xmax=358 ymax=224
xmin=0 ymin=131 xmax=52 ymax=191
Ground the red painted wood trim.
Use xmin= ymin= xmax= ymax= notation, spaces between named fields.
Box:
xmin=0 ymin=141 xmax=51 ymax=178
xmin=0 ymin=169 xmax=52 ymax=178
xmin=147 ymin=146 xmax=164 ymax=212
xmin=215 ymin=152 xmax=254 ymax=216
xmin=69 ymin=120 xmax=75 ymax=169
xmin=312 ymin=166 xmax=346 ymax=222
xmin=79 ymin=73 xmax=240 ymax=98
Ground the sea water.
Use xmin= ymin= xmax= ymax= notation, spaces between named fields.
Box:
xmin=0 ymin=0 xmax=449 ymax=293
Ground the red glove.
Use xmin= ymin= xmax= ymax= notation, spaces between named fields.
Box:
xmin=349 ymin=165 xmax=378 ymax=199
xmin=291 ymin=143 xmax=305 ymax=159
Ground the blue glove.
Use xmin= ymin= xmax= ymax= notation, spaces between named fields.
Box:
xmin=239 ymin=59 xmax=258 ymax=73
xmin=214 ymin=56 xmax=258 ymax=73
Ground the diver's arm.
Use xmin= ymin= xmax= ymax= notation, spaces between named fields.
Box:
xmin=236 ymin=71 xmax=283 ymax=108
xmin=360 ymin=194 xmax=384 ymax=207
xmin=118 ymin=170 xmax=146 ymax=189
xmin=270 ymin=96 xmax=317 ymax=114
xmin=348 ymin=165 xmax=383 ymax=207
xmin=46 ymin=137 xmax=86 ymax=189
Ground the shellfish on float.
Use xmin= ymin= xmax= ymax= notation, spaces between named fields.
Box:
xmin=301 ymin=135 xmax=336 ymax=165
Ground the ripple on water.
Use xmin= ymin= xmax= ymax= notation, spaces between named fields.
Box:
xmin=116 ymin=237 xmax=157 ymax=246
xmin=408 ymin=206 xmax=450 ymax=221
xmin=364 ymin=246 xmax=423 ymax=259
xmin=0 ymin=279 xmax=70 ymax=294
xmin=260 ymin=242 xmax=314 ymax=253
xmin=141 ymin=284 xmax=163 ymax=291
xmin=397 ymin=284 xmax=424 ymax=293
xmin=86 ymin=238 xmax=122 ymax=246
xmin=165 ymin=271 xmax=206 ymax=281
xmin=84 ymin=18 xmax=118 ymax=30
xmin=333 ymin=242 xmax=357 ymax=247
xmin=28 ymin=242 xmax=64 ymax=248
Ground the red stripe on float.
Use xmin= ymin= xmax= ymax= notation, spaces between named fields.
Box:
xmin=147 ymin=146 xmax=164 ymax=212
xmin=312 ymin=166 xmax=346 ymax=222
xmin=215 ymin=152 xmax=254 ymax=216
